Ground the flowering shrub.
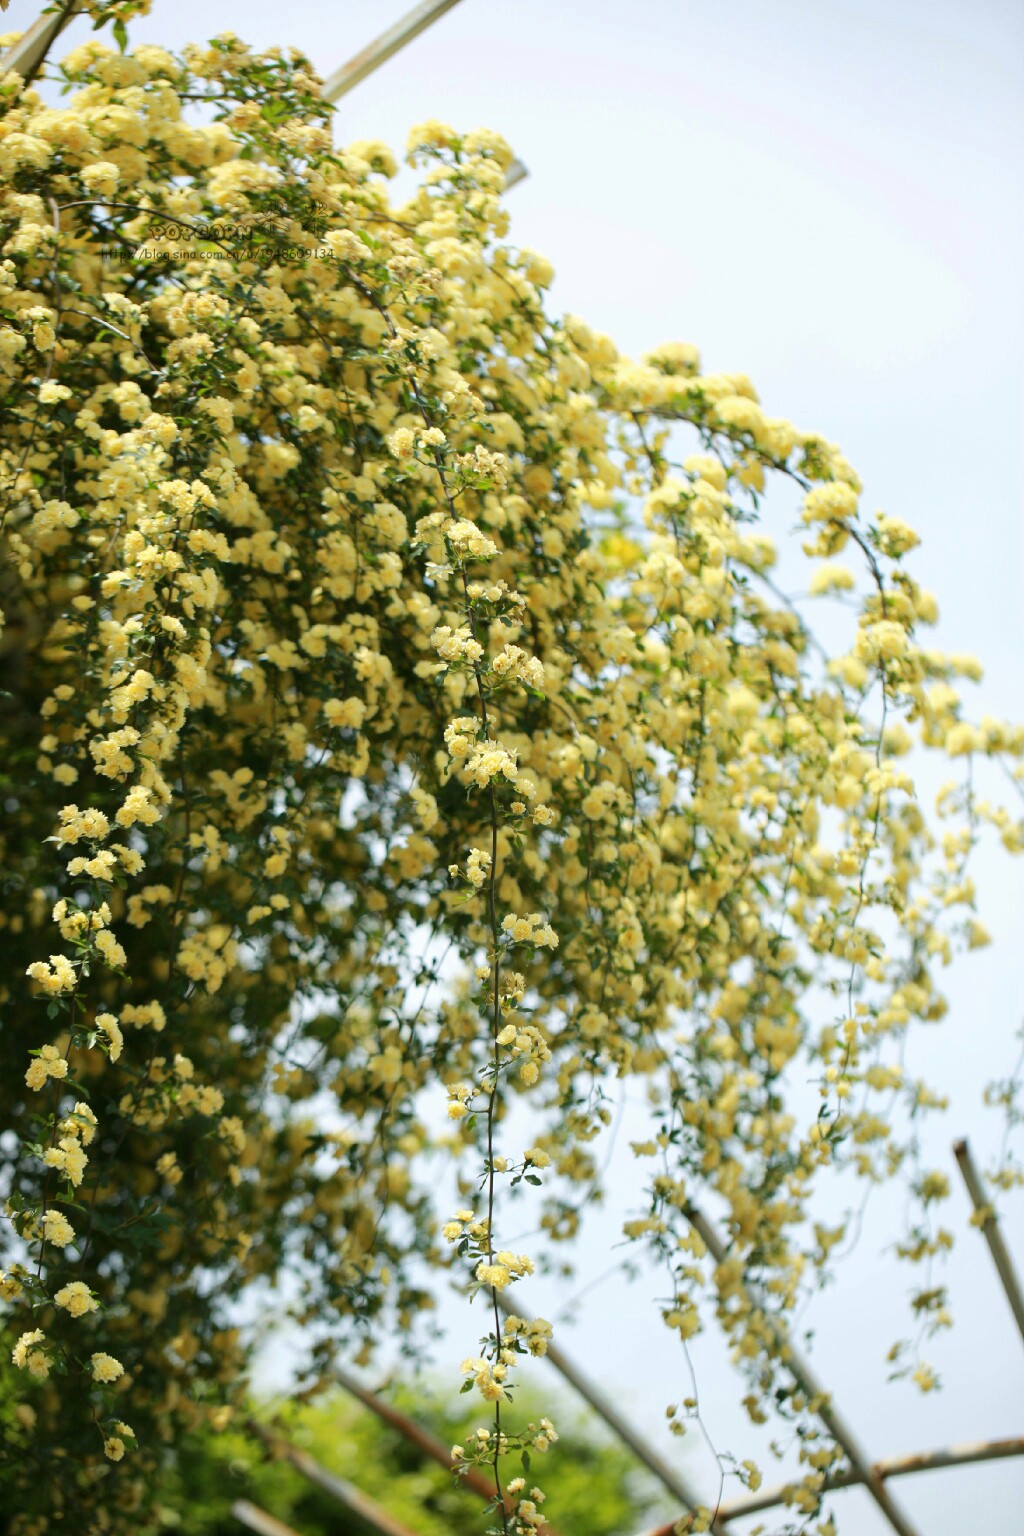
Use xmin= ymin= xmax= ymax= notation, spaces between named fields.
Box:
xmin=0 ymin=18 xmax=1021 ymax=1535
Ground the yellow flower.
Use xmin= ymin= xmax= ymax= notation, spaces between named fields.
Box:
xmin=41 ymin=1210 xmax=75 ymax=1248
xmin=12 ymin=1330 xmax=50 ymax=1379
xmin=802 ymin=482 xmax=858 ymax=524
xmin=808 ymin=562 xmax=855 ymax=596
xmin=475 ymin=1262 xmax=511 ymax=1289
xmin=95 ymin=1012 xmax=123 ymax=1062
xmin=24 ymin=1044 xmax=67 ymax=1091
xmin=54 ymin=1281 xmax=98 ymax=1318
xmin=90 ymin=1352 xmax=125 ymax=1384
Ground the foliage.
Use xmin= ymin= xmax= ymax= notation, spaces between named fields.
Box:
xmin=0 ymin=12 xmax=1021 ymax=1536
xmin=148 ymin=1382 xmax=667 ymax=1536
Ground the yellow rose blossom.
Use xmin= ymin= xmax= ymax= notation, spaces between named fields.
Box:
xmin=90 ymin=1353 xmax=125 ymax=1385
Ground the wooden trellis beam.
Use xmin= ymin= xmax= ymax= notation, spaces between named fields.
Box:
xmin=699 ymin=1434 xmax=1024 ymax=1525
xmin=246 ymin=1419 xmax=424 ymax=1536
xmin=1 ymin=0 xmax=83 ymax=87
xmin=3 ymin=0 xmax=528 ymax=188
xmin=232 ymin=1501 xmax=303 ymax=1536
xmin=321 ymin=0 xmax=464 ymax=103
xmin=333 ymin=1365 xmax=562 ymax=1536
xmin=334 ymin=1365 xmax=501 ymax=1503
xmin=492 ymin=1291 xmax=712 ymax=1527
xmin=954 ymin=1137 xmax=1024 ymax=1349
xmin=319 ymin=0 xmax=527 ymax=190
xmin=2 ymin=0 xmax=461 ymax=101
xmin=685 ymin=1205 xmax=923 ymax=1536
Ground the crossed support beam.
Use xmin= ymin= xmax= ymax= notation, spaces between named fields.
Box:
xmin=2 ymin=0 xmax=463 ymax=98
xmin=682 ymin=1205 xmax=924 ymax=1536
xmin=3 ymin=0 xmax=527 ymax=187
xmin=270 ymin=1161 xmax=1024 ymax=1536
xmin=710 ymin=1435 xmax=1024 ymax=1525
xmin=258 ymin=1359 xmax=1023 ymax=1536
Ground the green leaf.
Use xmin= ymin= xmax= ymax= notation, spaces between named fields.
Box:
xmin=113 ymin=18 xmax=128 ymax=52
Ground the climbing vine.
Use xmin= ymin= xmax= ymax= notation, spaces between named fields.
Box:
xmin=0 ymin=13 xmax=1021 ymax=1534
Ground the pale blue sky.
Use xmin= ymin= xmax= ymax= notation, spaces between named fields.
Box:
xmin=5 ymin=2 xmax=1022 ymax=1530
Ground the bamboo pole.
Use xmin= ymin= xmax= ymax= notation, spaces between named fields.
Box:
xmin=0 ymin=0 xmax=83 ymax=88
xmin=691 ymin=1434 xmax=1024 ymax=1525
xmin=492 ymin=1291 xmax=710 ymax=1525
xmin=246 ymin=1420 xmax=424 ymax=1536
xmin=232 ymin=1502 xmax=304 ymax=1536
xmin=953 ymin=1138 xmax=1024 ymax=1349
xmin=321 ymin=0 xmax=464 ymax=103
xmin=685 ymin=1205 xmax=923 ymax=1536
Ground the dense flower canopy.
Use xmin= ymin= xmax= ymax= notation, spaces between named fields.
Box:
xmin=0 ymin=20 xmax=1021 ymax=1536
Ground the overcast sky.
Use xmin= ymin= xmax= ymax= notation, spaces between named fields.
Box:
xmin=4 ymin=2 xmax=1022 ymax=1531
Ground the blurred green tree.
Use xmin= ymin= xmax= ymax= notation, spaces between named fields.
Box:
xmin=149 ymin=1382 xmax=673 ymax=1536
